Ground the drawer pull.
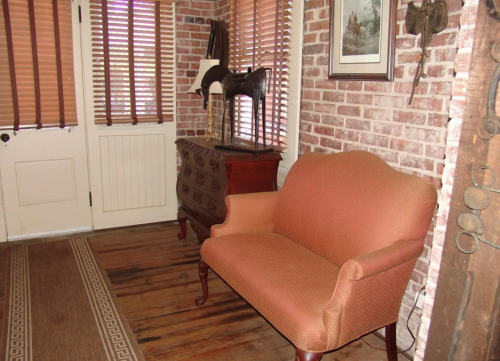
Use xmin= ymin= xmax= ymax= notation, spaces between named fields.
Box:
xmin=210 ymin=159 xmax=220 ymax=173
xmin=207 ymin=200 xmax=217 ymax=214
xmin=182 ymin=183 xmax=189 ymax=195
xmin=196 ymin=172 xmax=206 ymax=186
xmin=181 ymin=149 xmax=190 ymax=161
xmin=184 ymin=165 xmax=192 ymax=178
xmin=193 ymin=191 xmax=203 ymax=204
xmin=194 ymin=154 xmax=205 ymax=167
xmin=211 ymin=179 xmax=221 ymax=194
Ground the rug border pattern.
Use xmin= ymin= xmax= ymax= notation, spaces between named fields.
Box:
xmin=5 ymin=245 xmax=32 ymax=361
xmin=70 ymin=238 xmax=140 ymax=361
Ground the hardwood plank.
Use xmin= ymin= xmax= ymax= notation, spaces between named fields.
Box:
xmin=0 ymin=222 xmax=410 ymax=361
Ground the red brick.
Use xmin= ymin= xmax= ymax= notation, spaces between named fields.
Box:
xmin=404 ymin=126 xmax=444 ymax=143
xmin=301 ymin=112 xmax=321 ymax=123
xmin=430 ymin=81 xmax=452 ymax=95
xmin=451 ymin=78 xmax=467 ymax=97
xmin=455 ymin=53 xmax=472 ymax=73
xmin=457 ymin=29 xmax=475 ymax=49
xmin=373 ymin=95 xmax=405 ymax=109
xmin=304 ymin=44 xmax=326 ymax=55
xmin=316 ymin=56 xmax=329 ymax=66
xmin=305 ymin=66 xmax=322 ymax=77
xmin=373 ymin=121 xmax=403 ymax=136
xmin=434 ymin=48 xmax=457 ymax=62
xmin=409 ymin=97 xmax=443 ymax=112
xmin=316 ymin=80 xmax=337 ymax=90
xmin=337 ymin=105 xmax=361 ymax=117
xmin=323 ymin=92 xmax=345 ymax=102
xmin=390 ymin=139 xmax=423 ymax=155
xmin=427 ymin=65 xmax=447 ymax=78
xmin=346 ymin=93 xmax=373 ymax=105
xmin=460 ymin=5 xmax=478 ymax=26
xmin=346 ymin=118 xmax=371 ymax=131
xmin=301 ymin=133 xmax=319 ymax=145
xmin=303 ymin=90 xmax=321 ymax=101
xmin=398 ymin=51 xmax=423 ymax=64
xmin=364 ymin=82 xmax=393 ymax=93
xmin=322 ymin=115 xmax=344 ymax=127
xmin=394 ymin=82 xmax=428 ymax=95
xmin=338 ymin=81 xmax=363 ymax=91
xmin=342 ymin=143 xmax=368 ymax=152
xmin=393 ymin=111 xmax=426 ymax=125
xmin=396 ymin=37 xmax=417 ymax=49
xmin=320 ymin=137 xmax=342 ymax=150
xmin=309 ymin=20 xmax=330 ymax=31
xmin=363 ymin=108 xmax=392 ymax=121
xmin=305 ymin=0 xmax=325 ymax=10
xmin=304 ymin=33 xmax=317 ymax=44
xmin=314 ymin=125 xmax=336 ymax=137
xmin=426 ymin=144 xmax=445 ymax=159
xmin=319 ymin=32 xmax=330 ymax=42
xmin=400 ymin=155 xmax=435 ymax=172
xmin=319 ymin=9 xmax=329 ymax=19
xmin=335 ymin=129 xmax=360 ymax=142
xmin=428 ymin=113 xmax=449 ymax=127
xmin=361 ymin=133 xmax=389 ymax=148
xmin=314 ymin=103 xmax=336 ymax=114
xmin=371 ymin=149 xmax=399 ymax=163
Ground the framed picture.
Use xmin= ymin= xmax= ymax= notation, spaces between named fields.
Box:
xmin=329 ymin=0 xmax=396 ymax=81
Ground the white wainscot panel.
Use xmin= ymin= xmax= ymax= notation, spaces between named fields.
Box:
xmin=100 ymin=134 xmax=166 ymax=212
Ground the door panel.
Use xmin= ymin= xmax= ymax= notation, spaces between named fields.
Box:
xmin=0 ymin=128 xmax=92 ymax=239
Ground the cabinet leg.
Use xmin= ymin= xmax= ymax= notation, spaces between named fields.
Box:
xmin=177 ymin=217 xmax=188 ymax=241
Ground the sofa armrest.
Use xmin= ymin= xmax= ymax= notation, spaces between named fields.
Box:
xmin=341 ymin=239 xmax=424 ymax=281
xmin=210 ymin=191 xmax=280 ymax=238
xmin=322 ymin=239 xmax=424 ymax=349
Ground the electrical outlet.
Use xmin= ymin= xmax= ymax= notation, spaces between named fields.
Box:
xmin=415 ymin=291 xmax=426 ymax=309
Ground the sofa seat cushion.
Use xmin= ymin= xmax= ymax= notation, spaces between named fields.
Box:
xmin=201 ymin=233 xmax=341 ymax=351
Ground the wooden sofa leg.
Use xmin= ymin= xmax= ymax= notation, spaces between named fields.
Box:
xmin=195 ymin=259 xmax=210 ymax=306
xmin=385 ymin=322 xmax=398 ymax=361
xmin=295 ymin=348 xmax=323 ymax=361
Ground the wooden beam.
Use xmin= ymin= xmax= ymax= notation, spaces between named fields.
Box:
xmin=425 ymin=1 xmax=500 ymax=360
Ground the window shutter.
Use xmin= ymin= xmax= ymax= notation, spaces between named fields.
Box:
xmin=89 ymin=0 xmax=175 ymax=125
xmin=230 ymin=0 xmax=292 ymax=147
xmin=0 ymin=0 xmax=77 ymax=130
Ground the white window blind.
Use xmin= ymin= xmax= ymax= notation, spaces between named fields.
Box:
xmin=89 ymin=0 xmax=175 ymax=125
xmin=230 ymin=0 xmax=292 ymax=147
xmin=0 ymin=0 xmax=77 ymax=130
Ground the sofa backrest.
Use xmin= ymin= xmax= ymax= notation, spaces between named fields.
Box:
xmin=274 ymin=151 xmax=437 ymax=267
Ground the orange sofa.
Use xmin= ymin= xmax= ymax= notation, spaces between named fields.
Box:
xmin=195 ymin=151 xmax=437 ymax=361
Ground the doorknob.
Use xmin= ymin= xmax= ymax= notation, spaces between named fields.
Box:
xmin=0 ymin=134 xmax=10 ymax=143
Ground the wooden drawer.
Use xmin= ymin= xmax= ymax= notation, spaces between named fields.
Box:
xmin=177 ymin=178 xmax=225 ymax=220
xmin=179 ymin=147 xmax=226 ymax=181
xmin=179 ymin=164 xmax=226 ymax=203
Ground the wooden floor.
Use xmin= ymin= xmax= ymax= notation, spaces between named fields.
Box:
xmin=0 ymin=222 xmax=408 ymax=361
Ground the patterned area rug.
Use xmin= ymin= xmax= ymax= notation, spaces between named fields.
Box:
xmin=0 ymin=238 xmax=145 ymax=361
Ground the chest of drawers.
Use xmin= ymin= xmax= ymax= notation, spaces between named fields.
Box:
xmin=176 ymin=137 xmax=282 ymax=242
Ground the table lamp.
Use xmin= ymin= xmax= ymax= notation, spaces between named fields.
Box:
xmin=187 ymin=59 xmax=223 ymax=140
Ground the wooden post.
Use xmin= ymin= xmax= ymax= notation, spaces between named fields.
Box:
xmin=424 ymin=1 xmax=500 ymax=360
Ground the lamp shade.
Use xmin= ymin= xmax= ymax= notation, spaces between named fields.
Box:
xmin=187 ymin=59 xmax=223 ymax=94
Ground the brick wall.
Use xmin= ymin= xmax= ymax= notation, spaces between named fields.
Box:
xmin=414 ymin=0 xmax=479 ymax=360
xmin=299 ymin=0 xmax=463 ymax=355
xmin=175 ymin=1 xmax=215 ymax=139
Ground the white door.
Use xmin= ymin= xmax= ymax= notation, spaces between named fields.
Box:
xmin=0 ymin=0 xmax=92 ymax=240
xmin=80 ymin=0 xmax=177 ymax=230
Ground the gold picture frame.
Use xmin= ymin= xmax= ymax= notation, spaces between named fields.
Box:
xmin=329 ymin=0 xmax=397 ymax=81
